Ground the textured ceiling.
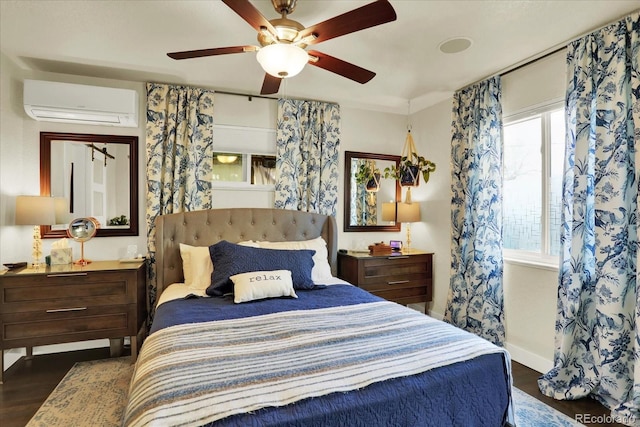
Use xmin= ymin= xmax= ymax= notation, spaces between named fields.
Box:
xmin=1 ymin=1 xmax=638 ymax=113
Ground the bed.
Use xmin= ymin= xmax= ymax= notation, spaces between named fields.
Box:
xmin=124 ymin=208 xmax=514 ymax=426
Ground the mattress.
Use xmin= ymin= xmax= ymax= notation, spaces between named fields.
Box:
xmin=124 ymin=284 xmax=513 ymax=427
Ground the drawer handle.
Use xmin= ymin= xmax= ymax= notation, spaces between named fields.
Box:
xmin=387 ymin=256 xmax=409 ymax=260
xmin=46 ymin=307 xmax=88 ymax=313
xmin=47 ymin=273 xmax=89 ymax=278
xmin=387 ymin=280 xmax=410 ymax=285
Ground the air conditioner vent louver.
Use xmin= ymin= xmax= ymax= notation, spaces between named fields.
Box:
xmin=23 ymin=80 xmax=138 ymax=128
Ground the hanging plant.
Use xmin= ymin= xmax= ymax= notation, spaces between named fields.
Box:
xmin=355 ymin=160 xmax=381 ymax=192
xmin=385 ymin=152 xmax=436 ymax=186
xmin=383 ymin=130 xmax=436 ymax=187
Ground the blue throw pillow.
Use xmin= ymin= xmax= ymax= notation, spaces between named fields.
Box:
xmin=206 ymin=240 xmax=316 ymax=296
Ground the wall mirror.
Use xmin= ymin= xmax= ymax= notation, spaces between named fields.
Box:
xmin=40 ymin=132 xmax=139 ymax=238
xmin=344 ymin=151 xmax=401 ymax=232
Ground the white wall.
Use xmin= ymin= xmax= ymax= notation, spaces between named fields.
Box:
xmin=0 ymin=56 xmax=409 ymax=370
xmin=499 ymin=49 xmax=566 ymax=372
xmin=337 ymin=107 xmax=407 ymax=248
xmin=405 ymin=99 xmax=453 ymax=319
xmin=0 ymin=55 xmax=147 ymax=264
xmin=1 ymin=49 xmax=563 ymax=374
xmin=409 ymin=96 xmax=558 ymax=373
xmin=0 ymin=54 xmax=149 ymax=369
xmin=503 ymin=263 xmax=558 ymax=372
xmin=405 ymin=50 xmax=568 ymax=373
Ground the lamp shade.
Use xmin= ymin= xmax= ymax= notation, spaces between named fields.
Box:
xmin=382 ymin=202 xmax=397 ymax=222
xmin=15 ymin=195 xmax=55 ymax=225
xmin=396 ymin=202 xmax=420 ymax=223
xmin=54 ymin=197 xmax=73 ymax=224
xmin=256 ymin=43 xmax=308 ymax=78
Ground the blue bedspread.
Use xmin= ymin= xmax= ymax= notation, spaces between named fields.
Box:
xmin=150 ymin=284 xmax=379 ymax=333
xmin=144 ymin=285 xmax=512 ymax=427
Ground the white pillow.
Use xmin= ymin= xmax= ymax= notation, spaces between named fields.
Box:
xmin=179 ymin=243 xmax=213 ymax=291
xmin=238 ymin=240 xmax=261 ymax=248
xmin=254 ymin=237 xmax=333 ymax=282
xmin=230 ymin=270 xmax=297 ymax=303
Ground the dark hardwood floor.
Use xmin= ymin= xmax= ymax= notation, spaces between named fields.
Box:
xmin=0 ymin=348 xmax=625 ymax=427
xmin=511 ymin=362 xmax=625 ymax=427
xmin=1 ymin=348 xmax=118 ymax=427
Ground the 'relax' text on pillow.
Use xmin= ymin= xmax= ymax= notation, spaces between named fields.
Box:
xmin=230 ymin=270 xmax=297 ymax=303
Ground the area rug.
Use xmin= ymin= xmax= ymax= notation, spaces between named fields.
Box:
xmin=512 ymin=387 xmax=584 ymax=426
xmin=26 ymin=357 xmax=133 ymax=427
xmin=28 ymin=357 xmax=584 ymax=426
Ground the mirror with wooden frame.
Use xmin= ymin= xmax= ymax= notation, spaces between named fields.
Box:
xmin=40 ymin=132 xmax=139 ymax=238
xmin=344 ymin=151 xmax=401 ymax=232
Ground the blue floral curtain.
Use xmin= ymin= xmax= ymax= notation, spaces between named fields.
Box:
xmin=444 ymin=76 xmax=505 ymax=347
xmin=274 ymin=99 xmax=340 ymax=216
xmin=145 ymin=82 xmax=215 ymax=311
xmin=538 ymin=13 xmax=639 ymax=423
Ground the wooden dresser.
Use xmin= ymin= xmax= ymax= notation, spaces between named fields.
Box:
xmin=0 ymin=260 xmax=146 ymax=382
xmin=337 ymin=251 xmax=433 ymax=313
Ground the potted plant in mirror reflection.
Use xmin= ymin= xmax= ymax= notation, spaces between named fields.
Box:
xmin=108 ymin=215 xmax=129 ymax=226
xmin=355 ymin=160 xmax=381 ymax=192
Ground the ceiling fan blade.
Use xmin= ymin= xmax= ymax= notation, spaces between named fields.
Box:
xmin=222 ymin=0 xmax=277 ymax=35
xmin=261 ymin=74 xmax=282 ymax=95
xmin=299 ymin=0 xmax=396 ymax=45
xmin=307 ymin=50 xmax=376 ymax=84
xmin=167 ymin=46 xmax=257 ymax=60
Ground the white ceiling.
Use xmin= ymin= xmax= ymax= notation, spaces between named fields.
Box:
xmin=1 ymin=1 xmax=638 ymax=114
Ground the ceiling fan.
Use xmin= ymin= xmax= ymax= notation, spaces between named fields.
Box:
xmin=167 ymin=0 xmax=397 ymax=95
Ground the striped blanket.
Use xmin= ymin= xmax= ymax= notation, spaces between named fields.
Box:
xmin=124 ymin=300 xmax=510 ymax=427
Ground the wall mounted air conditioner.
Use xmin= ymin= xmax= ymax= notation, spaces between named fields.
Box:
xmin=23 ymin=79 xmax=138 ymax=127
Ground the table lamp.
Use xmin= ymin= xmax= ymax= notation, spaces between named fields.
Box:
xmin=53 ymin=196 xmax=73 ymax=225
xmin=382 ymin=201 xmax=397 ymax=223
xmin=15 ymin=195 xmax=55 ymax=267
xmin=396 ymin=202 xmax=421 ymax=253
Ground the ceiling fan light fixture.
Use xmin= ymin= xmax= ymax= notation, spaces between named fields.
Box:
xmin=257 ymin=43 xmax=308 ymax=78
xmin=216 ymin=154 xmax=238 ymax=164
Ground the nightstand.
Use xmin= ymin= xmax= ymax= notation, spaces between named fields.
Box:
xmin=337 ymin=251 xmax=433 ymax=313
xmin=0 ymin=260 xmax=146 ymax=383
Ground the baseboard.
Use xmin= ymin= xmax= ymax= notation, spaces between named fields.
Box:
xmin=424 ymin=309 xmax=553 ymax=374
xmin=505 ymin=342 xmax=553 ymax=374
xmin=429 ymin=309 xmax=444 ymax=320
xmin=3 ymin=348 xmax=24 ymax=372
xmin=3 ymin=339 xmax=110 ymax=372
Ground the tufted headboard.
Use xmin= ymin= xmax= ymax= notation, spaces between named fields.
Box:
xmin=154 ymin=208 xmax=338 ymax=296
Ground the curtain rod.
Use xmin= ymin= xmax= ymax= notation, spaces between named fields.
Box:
xmin=214 ymin=90 xmax=276 ymax=101
xmin=463 ymin=9 xmax=638 ymax=89
xmin=214 ymin=89 xmax=334 ymax=105
xmin=500 ymin=45 xmax=566 ymax=78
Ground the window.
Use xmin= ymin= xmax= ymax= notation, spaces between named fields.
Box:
xmin=503 ymin=104 xmax=564 ymax=266
xmin=210 ymin=123 xmax=277 ymax=191
xmin=250 ymin=155 xmax=276 ymax=185
xmin=212 ymin=152 xmax=276 ymax=187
